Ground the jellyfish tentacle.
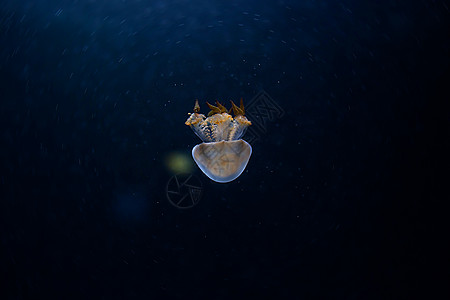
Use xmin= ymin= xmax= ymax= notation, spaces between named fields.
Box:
xmin=230 ymin=100 xmax=244 ymax=116
xmin=206 ymin=102 xmax=221 ymax=117
xmin=193 ymin=99 xmax=200 ymax=113
xmin=215 ymin=101 xmax=228 ymax=114
xmin=239 ymin=98 xmax=245 ymax=115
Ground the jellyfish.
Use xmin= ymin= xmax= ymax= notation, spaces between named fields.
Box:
xmin=185 ymin=99 xmax=252 ymax=183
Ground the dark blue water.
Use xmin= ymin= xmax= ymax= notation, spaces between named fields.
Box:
xmin=1 ymin=0 xmax=449 ymax=298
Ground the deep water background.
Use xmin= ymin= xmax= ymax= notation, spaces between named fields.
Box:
xmin=1 ymin=0 xmax=449 ymax=298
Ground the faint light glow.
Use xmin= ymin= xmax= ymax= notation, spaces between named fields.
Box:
xmin=164 ymin=151 xmax=193 ymax=174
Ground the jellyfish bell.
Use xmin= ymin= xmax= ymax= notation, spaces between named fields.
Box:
xmin=186 ymin=99 xmax=252 ymax=183
xmin=192 ymin=140 xmax=252 ymax=183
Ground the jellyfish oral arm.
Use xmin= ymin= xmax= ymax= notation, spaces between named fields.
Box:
xmin=185 ymin=112 xmax=210 ymax=142
xmin=228 ymin=115 xmax=252 ymax=141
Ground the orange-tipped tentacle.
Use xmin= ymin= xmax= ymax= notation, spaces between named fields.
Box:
xmin=193 ymin=99 xmax=200 ymax=113
xmin=230 ymin=100 xmax=244 ymax=116
xmin=240 ymin=98 xmax=245 ymax=115
xmin=206 ymin=101 xmax=221 ymax=116
xmin=215 ymin=101 xmax=228 ymax=113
